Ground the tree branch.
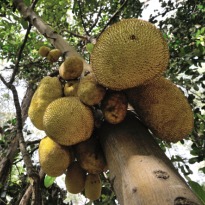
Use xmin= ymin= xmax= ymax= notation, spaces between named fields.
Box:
xmin=9 ymin=23 xmax=32 ymax=85
xmin=19 ymin=169 xmax=44 ymax=205
xmin=88 ymin=3 xmax=103 ymax=33
xmin=31 ymin=0 xmax=39 ymax=9
xmin=98 ymin=0 xmax=128 ymax=38
xmin=13 ymin=0 xmax=91 ymax=72
xmin=76 ymin=0 xmax=89 ymax=36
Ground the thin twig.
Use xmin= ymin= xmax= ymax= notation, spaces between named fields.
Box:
xmin=9 ymin=23 xmax=32 ymax=85
xmin=65 ymin=30 xmax=88 ymax=40
xmin=88 ymin=3 xmax=103 ymax=33
xmin=30 ymin=0 xmax=39 ymax=9
xmin=76 ymin=0 xmax=89 ymax=36
xmin=97 ymin=0 xmax=128 ymax=39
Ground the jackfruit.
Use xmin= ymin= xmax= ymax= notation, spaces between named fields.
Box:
xmin=65 ymin=161 xmax=86 ymax=194
xmin=43 ymin=97 xmax=94 ymax=146
xmin=39 ymin=46 xmax=51 ymax=57
xmin=125 ymin=77 xmax=194 ymax=142
xmin=64 ymin=80 xmax=79 ymax=97
xmin=101 ymin=91 xmax=128 ymax=124
xmin=91 ymin=18 xmax=169 ymax=90
xmin=28 ymin=76 xmax=63 ymax=130
xmin=47 ymin=49 xmax=62 ymax=62
xmin=39 ymin=136 xmax=72 ymax=177
xmin=59 ymin=56 xmax=83 ymax=80
xmin=84 ymin=174 xmax=102 ymax=201
xmin=77 ymin=73 xmax=106 ymax=106
xmin=74 ymin=136 xmax=106 ymax=174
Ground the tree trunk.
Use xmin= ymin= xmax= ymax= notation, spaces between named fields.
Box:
xmin=99 ymin=112 xmax=201 ymax=205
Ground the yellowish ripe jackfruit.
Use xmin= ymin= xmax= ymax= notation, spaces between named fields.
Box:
xmin=43 ymin=97 xmax=94 ymax=146
xmin=125 ymin=77 xmax=194 ymax=142
xmin=101 ymin=91 xmax=128 ymax=124
xmin=77 ymin=73 xmax=106 ymax=106
xmin=84 ymin=174 xmax=102 ymax=201
xmin=39 ymin=136 xmax=72 ymax=177
xmin=91 ymin=18 xmax=169 ymax=90
xmin=59 ymin=56 xmax=83 ymax=80
xmin=74 ymin=136 xmax=106 ymax=174
xmin=28 ymin=76 xmax=63 ymax=130
xmin=65 ymin=161 xmax=86 ymax=194
xmin=38 ymin=46 xmax=51 ymax=57
xmin=64 ymin=80 xmax=79 ymax=97
xmin=47 ymin=49 xmax=62 ymax=62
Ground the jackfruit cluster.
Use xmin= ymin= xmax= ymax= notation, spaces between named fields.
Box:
xmin=38 ymin=46 xmax=62 ymax=62
xmin=29 ymin=18 xmax=195 ymax=202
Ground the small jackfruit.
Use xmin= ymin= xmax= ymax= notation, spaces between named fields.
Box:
xmin=74 ymin=136 xmax=107 ymax=174
xmin=28 ymin=76 xmax=63 ymax=130
xmin=91 ymin=18 xmax=169 ymax=90
xmin=59 ymin=56 xmax=83 ymax=80
xmin=125 ymin=77 xmax=194 ymax=142
xmin=77 ymin=73 xmax=106 ymax=106
xmin=39 ymin=136 xmax=72 ymax=177
xmin=47 ymin=49 xmax=62 ymax=62
xmin=43 ymin=97 xmax=94 ymax=146
xmin=63 ymin=80 xmax=79 ymax=97
xmin=101 ymin=91 xmax=128 ymax=124
xmin=39 ymin=46 xmax=51 ymax=57
xmin=65 ymin=161 xmax=86 ymax=194
xmin=84 ymin=174 xmax=102 ymax=201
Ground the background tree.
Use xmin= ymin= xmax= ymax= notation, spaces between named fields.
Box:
xmin=0 ymin=0 xmax=204 ymax=204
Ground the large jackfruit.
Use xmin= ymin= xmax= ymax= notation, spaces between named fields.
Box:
xmin=28 ymin=76 xmax=63 ymax=130
xmin=91 ymin=18 xmax=169 ymax=90
xmin=43 ymin=97 xmax=94 ymax=146
xmin=65 ymin=161 xmax=86 ymax=194
xmin=39 ymin=136 xmax=72 ymax=177
xmin=74 ymin=136 xmax=107 ymax=174
xmin=84 ymin=174 xmax=102 ymax=201
xmin=125 ymin=77 xmax=194 ymax=142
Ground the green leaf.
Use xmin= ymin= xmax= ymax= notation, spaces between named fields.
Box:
xmin=20 ymin=19 xmax=28 ymax=29
xmin=44 ymin=175 xmax=56 ymax=188
xmin=188 ymin=181 xmax=205 ymax=204
xmin=199 ymin=167 xmax=205 ymax=174
xmin=86 ymin=43 xmax=94 ymax=53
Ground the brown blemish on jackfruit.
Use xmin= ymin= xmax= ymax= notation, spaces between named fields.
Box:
xmin=101 ymin=91 xmax=128 ymax=124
